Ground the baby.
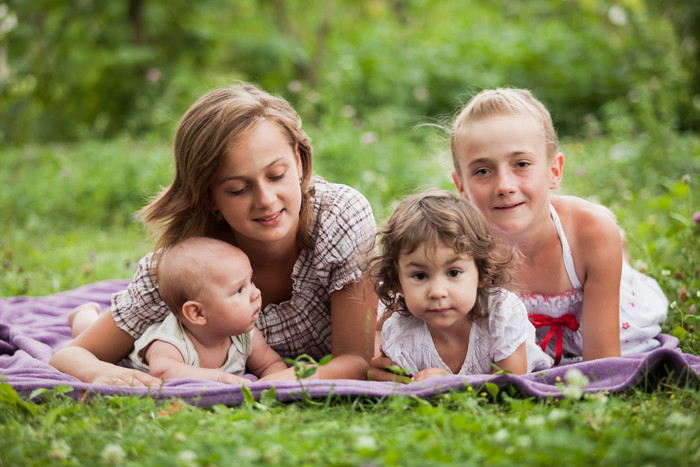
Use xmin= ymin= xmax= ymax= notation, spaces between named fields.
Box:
xmin=69 ymin=237 xmax=287 ymax=384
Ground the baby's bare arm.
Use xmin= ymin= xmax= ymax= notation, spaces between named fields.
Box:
xmin=246 ymin=328 xmax=288 ymax=379
xmin=145 ymin=340 xmax=248 ymax=384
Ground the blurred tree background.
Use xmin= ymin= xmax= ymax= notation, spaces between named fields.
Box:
xmin=1 ymin=0 xmax=697 ymax=146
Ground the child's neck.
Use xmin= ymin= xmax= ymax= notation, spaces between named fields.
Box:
xmin=502 ymin=205 xmax=557 ymax=260
xmin=427 ymin=317 xmax=472 ymax=374
xmin=182 ymin=325 xmax=231 ymax=369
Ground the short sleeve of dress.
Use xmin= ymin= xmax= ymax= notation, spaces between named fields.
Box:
xmin=111 ymin=252 xmax=171 ymax=339
xmin=312 ymin=181 xmax=376 ymax=293
xmin=381 ymin=312 xmax=425 ymax=375
xmin=488 ymin=291 xmax=532 ymax=363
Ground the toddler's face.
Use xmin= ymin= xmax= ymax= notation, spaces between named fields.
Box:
xmin=397 ymin=242 xmax=478 ymax=331
xmin=451 ymin=113 xmax=562 ymax=239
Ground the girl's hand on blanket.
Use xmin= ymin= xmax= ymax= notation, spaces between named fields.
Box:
xmin=367 ymin=350 xmax=410 ymax=384
xmin=411 ymin=368 xmax=451 ymax=382
xmin=95 ymin=369 xmax=162 ymax=388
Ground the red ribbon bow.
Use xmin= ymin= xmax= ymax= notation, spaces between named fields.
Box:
xmin=528 ymin=313 xmax=580 ymax=365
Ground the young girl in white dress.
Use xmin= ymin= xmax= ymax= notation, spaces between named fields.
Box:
xmin=365 ymin=189 xmax=552 ymax=382
xmin=449 ymin=88 xmax=668 ymax=364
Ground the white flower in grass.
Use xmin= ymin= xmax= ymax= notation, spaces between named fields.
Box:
xmin=177 ymin=450 xmax=197 ymax=467
xmin=548 ymin=408 xmax=567 ymax=422
xmin=525 ymin=415 xmax=545 ymax=428
xmin=494 ymin=429 xmax=508 ymax=442
xmin=355 ymin=435 xmax=377 ymax=451
xmin=101 ymin=443 xmax=126 ymax=465
xmin=516 ymin=435 xmax=532 ymax=448
xmin=48 ymin=439 xmax=71 ymax=460
xmin=668 ymin=412 xmax=693 ymax=428
xmin=562 ymin=368 xmax=589 ymax=400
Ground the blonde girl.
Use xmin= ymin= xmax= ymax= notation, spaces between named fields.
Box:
xmin=448 ymin=88 xmax=667 ymax=365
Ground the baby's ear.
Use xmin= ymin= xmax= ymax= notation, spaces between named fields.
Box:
xmin=181 ymin=301 xmax=207 ymax=326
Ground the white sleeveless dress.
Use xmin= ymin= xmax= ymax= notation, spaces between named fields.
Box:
xmin=521 ymin=205 xmax=668 ymax=363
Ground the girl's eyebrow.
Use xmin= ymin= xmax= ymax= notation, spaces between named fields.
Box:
xmin=467 ymin=151 xmax=535 ymax=165
xmin=402 ymin=255 xmax=466 ymax=269
xmin=217 ymin=157 xmax=286 ymax=184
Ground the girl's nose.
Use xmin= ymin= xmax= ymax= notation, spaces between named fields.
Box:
xmin=428 ymin=279 xmax=448 ymax=299
xmin=254 ymin=182 xmax=275 ymax=207
xmin=495 ymin=170 xmax=517 ymax=195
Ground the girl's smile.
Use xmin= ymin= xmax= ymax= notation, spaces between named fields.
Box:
xmin=254 ymin=209 xmax=284 ymax=226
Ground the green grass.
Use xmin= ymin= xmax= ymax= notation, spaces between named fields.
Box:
xmin=1 ymin=128 xmax=699 ymax=465
xmin=1 ymin=383 xmax=698 ymax=466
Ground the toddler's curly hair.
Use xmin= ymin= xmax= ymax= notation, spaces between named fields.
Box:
xmin=364 ymin=189 xmax=519 ymax=322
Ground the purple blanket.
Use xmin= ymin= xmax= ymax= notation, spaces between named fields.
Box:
xmin=2 ymin=280 xmax=698 ymax=407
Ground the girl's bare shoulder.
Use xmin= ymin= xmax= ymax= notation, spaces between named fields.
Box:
xmin=551 ymin=196 xmax=620 ymax=247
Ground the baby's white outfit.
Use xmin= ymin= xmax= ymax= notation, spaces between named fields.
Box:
xmin=521 ymin=204 xmax=668 ymax=364
xmin=127 ymin=313 xmax=253 ymax=375
xmin=381 ymin=289 xmax=553 ymax=375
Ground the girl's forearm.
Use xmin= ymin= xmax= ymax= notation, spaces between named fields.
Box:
xmin=305 ymin=353 xmax=369 ymax=380
xmin=49 ymin=346 xmax=124 ymax=382
xmin=258 ymin=353 xmax=369 ymax=382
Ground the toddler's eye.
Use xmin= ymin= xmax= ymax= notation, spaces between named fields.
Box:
xmin=412 ymin=272 xmax=428 ymax=281
xmin=447 ymin=269 xmax=462 ymax=278
xmin=235 ymin=286 xmax=245 ymax=294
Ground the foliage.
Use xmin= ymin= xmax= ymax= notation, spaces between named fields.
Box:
xmin=560 ymin=134 xmax=700 ymax=354
xmin=1 ymin=0 xmax=697 ymax=145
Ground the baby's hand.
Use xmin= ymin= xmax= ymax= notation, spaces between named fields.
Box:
xmin=217 ymin=372 xmax=250 ymax=385
xmin=411 ymin=368 xmax=451 ymax=382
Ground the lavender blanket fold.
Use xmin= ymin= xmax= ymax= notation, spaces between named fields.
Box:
xmin=1 ymin=280 xmax=698 ymax=407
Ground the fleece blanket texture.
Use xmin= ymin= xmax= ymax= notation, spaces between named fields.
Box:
xmin=1 ymin=280 xmax=698 ymax=407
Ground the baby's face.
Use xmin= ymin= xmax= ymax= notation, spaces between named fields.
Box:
xmin=451 ymin=114 xmax=560 ymax=239
xmin=201 ymin=250 xmax=262 ymax=336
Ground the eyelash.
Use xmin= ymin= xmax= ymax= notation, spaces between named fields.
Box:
xmin=228 ymin=172 xmax=286 ymax=196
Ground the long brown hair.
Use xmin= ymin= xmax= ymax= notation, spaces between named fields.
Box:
xmin=140 ymin=83 xmax=315 ymax=257
xmin=365 ymin=189 xmax=519 ymax=321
